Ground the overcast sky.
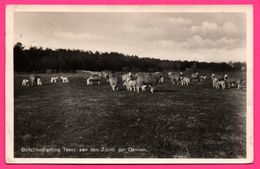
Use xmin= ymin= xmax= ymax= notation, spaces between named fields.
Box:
xmin=14 ymin=12 xmax=246 ymax=62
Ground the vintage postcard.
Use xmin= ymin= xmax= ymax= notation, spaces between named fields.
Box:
xmin=5 ymin=5 xmax=253 ymax=164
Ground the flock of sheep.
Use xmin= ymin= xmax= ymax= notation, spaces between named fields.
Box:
xmin=21 ymin=71 xmax=243 ymax=93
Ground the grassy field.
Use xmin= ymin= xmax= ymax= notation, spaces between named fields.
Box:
xmin=13 ymin=72 xmax=247 ymax=158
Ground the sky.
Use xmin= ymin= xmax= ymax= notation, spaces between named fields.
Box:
xmin=14 ymin=12 xmax=247 ymax=62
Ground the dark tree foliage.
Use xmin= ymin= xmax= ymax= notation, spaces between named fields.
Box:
xmin=13 ymin=42 xmax=246 ymax=73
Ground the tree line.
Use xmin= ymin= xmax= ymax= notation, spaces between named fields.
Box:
xmin=14 ymin=42 xmax=246 ymax=73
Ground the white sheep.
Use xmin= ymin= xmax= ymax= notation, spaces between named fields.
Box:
xmin=61 ymin=76 xmax=69 ymax=83
xmin=212 ymin=77 xmax=218 ymax=88
xmin=50 ymin=77 xmax=58 ymax=83
xmin=191 ymin=72 xmax=199 ymax=82
xmin=86 ymin=76 xmax=101 ymax=85
xmin=149 ymin=85 xmax=155 ymax=93
xmin=159 ymin=77 xmax=165 ymax=84
xmin=37 ymin=78 xmax=42 ymax=86
xmin=180 ymin=77 xmax=190 ymax=86
xmin=22 ymin=79 xmax=29 ymax=86
xmin=168 ymin=72 xmax=182 ymax=85
xmin=141 ymin=85 xmax=147 ymax=91
xmin=224 ymin=74 xmax=242 ymax=89
xmin=125 ymin=78 xmax=137 ymax=92
xmin=215 ymin=80 xmax=225 ymax=90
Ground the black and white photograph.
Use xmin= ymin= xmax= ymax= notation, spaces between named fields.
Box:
xmin=5 ymin=5 xmax=253 ymax=164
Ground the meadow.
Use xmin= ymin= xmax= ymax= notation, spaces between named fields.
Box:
xmin=13 ymin=71 xmax=247 ymax=158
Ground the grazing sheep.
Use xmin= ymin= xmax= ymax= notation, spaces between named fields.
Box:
xmin=102 ymin=71 xmax=112 ymax=82
xmin=22 ymin=79 xmax=29 ymax=86
xmin=211 ymin=74 xmax=225 ymax=87
xmin=135 ymin=72 xmax=162 ymax=93
xmin=224 ymin=74 xmax=242 ymax=89
xmin=159 ymin=77 xmax=165 ymax=84
xmin=107 ymin=74 xmax=119 ymax=91
xmin=215 ymin=80 xmax=226 ymax=90
xmin=168 ymin=72 xmax=182 ymax=85
xmin=180 ymin=77 xmax=191 ymax=86
xmin=212 ymin=77 xmax=218 ymax=88
xmin=126 ymin=83 xmax=147 ymax=92
xmin=200 ymin=75 xmax=207 ymax=82
xmin=50 ymin=77 xmax=58 ymax=83
xmin=36 ymin=78 xmax=42 ymax=86
xmin=29 ymin=74 xmax=40 ymax=86
xmin=149 ymin=85 xmax=155 ymax=93
xmin=61 ymin=76 xmax=69 ymax=83
xmin=122 ymin=72 xmax=133 ymax=83
xmin=86 ymin=76 xmax=101 ymax=85
xmin=191 ymin=72 xmax=200 ymax=82
xmin=211 ymin=73 xmax=215 ymax=80
xmin=122 ymin=73 xmax=129 ymax=83
xmin=123 ymin=75 xmax=134 ymax=88
xmin=141 ymin=85 xmax=147 ymax=91
xmin=168 ymin=72 xmax=173 ymax=76
xmin=125 ymin=78 xmax=137 ymax=92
